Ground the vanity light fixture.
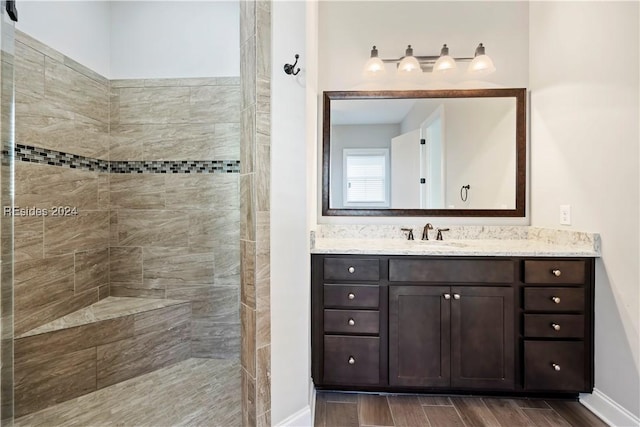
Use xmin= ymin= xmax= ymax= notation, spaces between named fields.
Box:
xmin=363 ymin=43 xmax=496 ymax=75
xmin=362 ymin=46 xmax=386 ymax=77
xmin=468 ymin=43 xmax=496 ymax=74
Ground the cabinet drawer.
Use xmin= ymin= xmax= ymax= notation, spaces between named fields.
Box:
xmin=524 ymin=341 xmax=585 ymax=391
xmin=324 ymin=309 xmax=379 ymax=334
xmin=324 ymin=284 xmax=379 ymax=309
xmin=324 ymin=258 xmax=379 ymax=281
xmin=389 ymin=259 xmax=514 ymax=283
xmin=524 ymin=314 xmax=584 ymax=338
xmin=524 ymin=288 xmax=585 ymax=312
xmin=523 ymin=260 xmax=586 ymax=284
xmin=323 ymin=336 xmax=379 ymax=385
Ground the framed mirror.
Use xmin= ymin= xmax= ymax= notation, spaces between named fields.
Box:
xmin=322 ymin=88 xmax=526 ymax=217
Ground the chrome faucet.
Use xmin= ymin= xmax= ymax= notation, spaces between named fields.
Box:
xmin=422 ymin=223 xmax=434 ymax=240
xmin=436 ymin=228 xmax=450 ymax=240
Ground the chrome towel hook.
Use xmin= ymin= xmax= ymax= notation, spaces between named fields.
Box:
xmin=283 ymin=54 xmax=300 ymax=76
xmin=460 ymin=185 xmax=470 ymax=202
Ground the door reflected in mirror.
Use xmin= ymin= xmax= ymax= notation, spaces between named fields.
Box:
xmin=322 ymin=89 xmax=526 ymax=217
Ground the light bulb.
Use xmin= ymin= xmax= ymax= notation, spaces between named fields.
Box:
xmin=397 ymin=45 xmax=422 ymax=75
xmin=469 ymin=43 xmax=496 ymax=74
xmin=363 ymin=45 xmax=386 ymax=77
xmin=433 ymin=44 xmax=457 ymax=73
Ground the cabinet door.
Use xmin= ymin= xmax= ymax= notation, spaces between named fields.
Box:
xmin=450 ymin=286 xmax=515 ymax=389
xmin=389 ymin=286 xmax=450 ymax=387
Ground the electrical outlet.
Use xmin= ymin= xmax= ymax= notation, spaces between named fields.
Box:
xmin=560 ymin=204 xmax=571 ymax=225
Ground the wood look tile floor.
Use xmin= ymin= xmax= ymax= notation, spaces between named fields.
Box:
xmin=14 ymin=358 xmax=241 ymax=427
xmin=315 ymin=392 xmax=609 ymax=427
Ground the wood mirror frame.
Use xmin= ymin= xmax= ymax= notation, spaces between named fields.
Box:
xmin=322 ymin=88 xmax=527 ymax=217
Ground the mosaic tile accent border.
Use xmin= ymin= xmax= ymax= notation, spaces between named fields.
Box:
xmin=12 ymin=144 xmax=240 ymax=174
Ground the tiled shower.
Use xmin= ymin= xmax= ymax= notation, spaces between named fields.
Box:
xmin=5 ymin=24 xmax=243 ymax=421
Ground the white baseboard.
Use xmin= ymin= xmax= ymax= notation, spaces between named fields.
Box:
xmin=580 ymin=389 xmax=640 ymax=427
xmin=275 ymin=405 xmax=313 ymax=427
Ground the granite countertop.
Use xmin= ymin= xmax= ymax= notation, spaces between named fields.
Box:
xmin=310 ymin=225 xmax=601 ymax=257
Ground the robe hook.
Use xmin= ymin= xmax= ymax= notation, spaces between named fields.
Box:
xmin=283 ymin=54 xmax=300 ymax=76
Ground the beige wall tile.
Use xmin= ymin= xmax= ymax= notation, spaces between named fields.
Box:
xmin=44 ymin=211 xmax=109 ymax=256
xmin=165 ymin=175 xmax=215 ymax=210
xmin=190 ymin=85 xmax=241 ymax=124
xmin=15 ymin=288 xmax=99 ymax=337
xmin=241 ymin=241 xmax=256 ymax=309
xmin=109 ymin=246 xmax=142 ymax=285
xmin=110 ymin=285 xmax=164 ymax=299
xmin=213 ymin=123 xmax=241 ymax=159
xmin=241 ymin=106 xmax=255 ymax=174
xmin=256 ymin=7 xmax=271 ymax=79
xmin=166 ymin=286 xmax=239 ymax=323
xmin=141 ymin=123 xmax=217 ymax=161
xmin=133 ymin=303 xmax=191 ymax=336
xmin=108 ymin=124 xmax=144 ymax=161
xmin=240 ymin=174 xmax=255 ymax=241
xmin=115 ymin=86 xmax=190 ymax=125
xmin=16 ymin=30 xmax=64 ymax=63
xmin=256 ymin=144 xmax=270 ymax=212
xmin=44 ymin=57 xmax=108 ymax=124
xmin=212 ymin=174 xmax=240 ymax=209
xmin=14 ymin=347 xmax=96 ymax=417
xmin=96 ymin=322 xmax=190 ymax=389
xmin=241 ymin=304 xmax=256 ymax=376
xmin=98 ymin=174 xmax=110 ymax=210
xmin=241 ymin=36 xmax=256 ymax=111
xmin=109 ymin=174 xmax=165 ymax=209
xmin=143 ymin=247 xmax=214 ymax=288
xmin=242 ymin=368 xmax=257 ymax=427
xmin=115 ymin=210 xmax=189 ymax=247
xmin=192 ymin=320 xmax=240 ymax=359
xmin=63 ymin=56 xmax=108 ymax=86
xmin=15 ymin=41 xmax=45 ymax=98
xmin=256 ymin=345 xmax=271 ymax=415
xmin=75 ymin=248 xmax=109 ymax=293
xmin=15 ymin=162 xmax=99 ymax=210
xmin=240 ymin=0 xmax=256 ymax=45
xmin=14 ymin=216 xmax=44 ymax=262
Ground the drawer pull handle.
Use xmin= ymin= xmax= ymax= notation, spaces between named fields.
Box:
xmin=552 ymin=363 xmax=561 ymax=371
xmin=443 ymin=293 xmax=451 ymax=300
xmin=348 ymin=266 xmax=355 ymax=274
xmin=348 ymin=356 xmax=356 ymax=365
xmin=552 ymin=269 xmax=562 ymax=277
xmin=348 ymin=318 xmax=355 ymax=326
xmin=551 ymin=296 xmax=561 ymax=304
xmin=453 ymin=294 xmax=461 ymax=300
xmin=551 ymin=323 xmax=561 ymax=331
xmin=347 ymin=293 xmax=355 ymax=300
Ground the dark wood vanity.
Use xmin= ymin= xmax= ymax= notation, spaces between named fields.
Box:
xmin=311 ymin=254 xmax=595 ymax=396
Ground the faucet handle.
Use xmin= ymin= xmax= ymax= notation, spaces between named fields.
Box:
xmin=436 ymin=228 xmax=450 ymax=240
xmin=400 ymin=228 xmax=414 ymax=240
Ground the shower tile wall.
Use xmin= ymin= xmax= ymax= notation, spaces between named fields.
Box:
xmin=240 ymin=1 xmax=271 ymax=425
xmin=109 ymin=78 xmax=241 ymax=358
xmin=12 ymin=30 xmax=241 ymax=359
xmin=13 ymin=31 xmax=110 ymax=336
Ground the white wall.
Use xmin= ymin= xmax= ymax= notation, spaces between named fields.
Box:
xmin=318 ymin=1 xmax=529 ymax=91
xmin=16 ymin=1 xmax=111 ymax=76
xmin=271 ymin=1 xmax=314 ymax=425
xmin=317 ymin=1 xmax=530 ymax=225
xmin=109 ymin=1 xmax=239 ymax=79
xmin=16 ymin=1 xmax=239 ymax=79
xmin=529 ymin=1 xmax=639 ymax=420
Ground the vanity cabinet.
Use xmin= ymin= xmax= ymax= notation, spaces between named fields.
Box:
xmin=311 ymin=254 xmax=595 ymax=397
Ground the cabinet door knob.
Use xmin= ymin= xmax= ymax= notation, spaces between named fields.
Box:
xmin=348 ymin=318 xmax=355 ymax=326
xmin=552 ymin=269 xmax=562 ymax=277
xmin=443 ymin=293 xmax=451 ymax=300
xmin=551 ymin=323 xmax=561 ymax=331
xmin=348 ymin=266 xmax=355 ymax=274
xmin=453 ymin=294 xmax=461 ymax=300
xmin=348 ymin=356 xmax=356 ymax=365
xmin=348 ymin=293 xmax=355 ymax=300
xmin=551 ymin=296 xmax=561 ymax=304
xmin=552 ymin=363 xmax=561 ymax=371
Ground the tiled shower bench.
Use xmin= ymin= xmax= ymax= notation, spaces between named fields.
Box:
xmin=14 ymin=297 xmax=192 ymax=417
